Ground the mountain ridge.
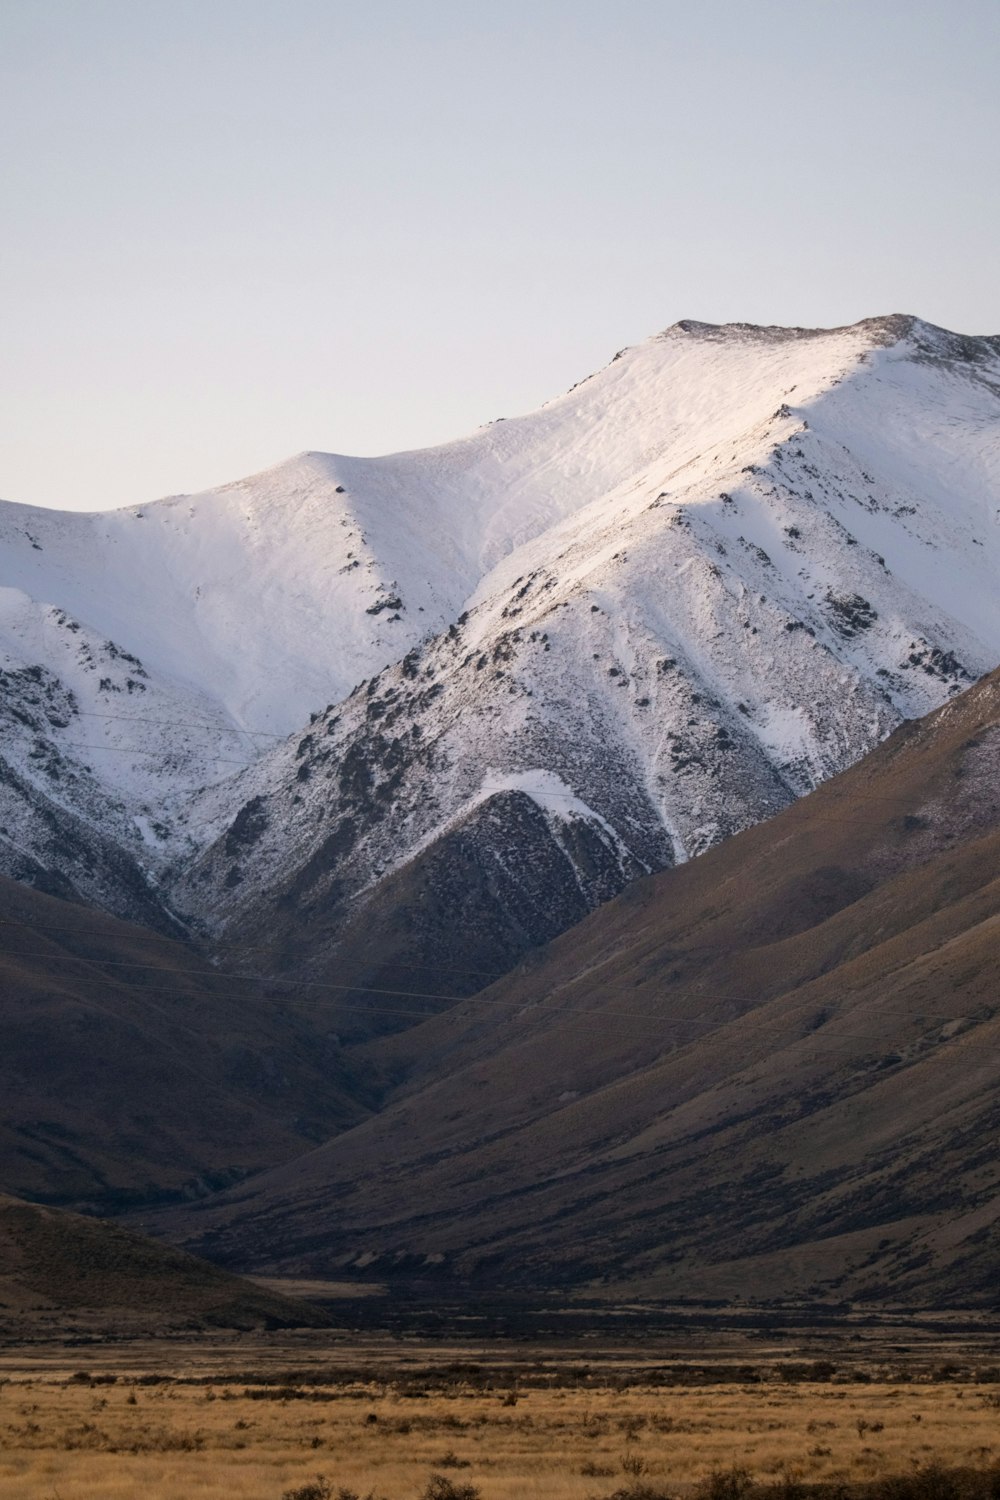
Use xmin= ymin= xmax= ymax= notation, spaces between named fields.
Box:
xmin=0 ymin=312 xmax=998 ymax=1019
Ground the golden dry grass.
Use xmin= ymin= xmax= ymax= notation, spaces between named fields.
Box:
xmin=1 ymin=1365 xmax=999 ymax=1500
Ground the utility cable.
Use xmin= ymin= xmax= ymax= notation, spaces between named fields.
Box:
xmin=2 ymin=931 xmax=992 ymax=1050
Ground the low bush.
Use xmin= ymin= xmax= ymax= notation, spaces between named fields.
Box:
xmin=595 ymin=1486 xmax=675 ymax=1500
xmin=699 ymin=1468 xmax=754 ymax=1500
xmin=281 ymin=1480 xmax=335 ymax=1500
xmin=280 ymin=1481 xmax=389 ymax=1500
xmin=421 ymin=1477 xmax=481 ymax=1500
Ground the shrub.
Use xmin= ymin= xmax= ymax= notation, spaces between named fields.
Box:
xmin=280 ymin=1483 xmax=386 ymax=1500
xmin=874 ymin=1467 xmax=978 ymax=1500
xmin=282 ymin=1481 xmax=334 ymax=1500
xmin=421 ymin=1477 xmax=481 ymax=1500
xmin=698 ymin=1468 xmax=754 ymax=1500
xmin=597 ymin=1487 xmax=675 ymax=1500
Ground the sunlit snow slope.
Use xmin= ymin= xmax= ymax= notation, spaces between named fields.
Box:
xmin=0 ymin=314 xmax=998 ymax=949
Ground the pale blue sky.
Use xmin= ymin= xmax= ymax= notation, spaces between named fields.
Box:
xmin=3 ymin=0 xmax=999 ymax=511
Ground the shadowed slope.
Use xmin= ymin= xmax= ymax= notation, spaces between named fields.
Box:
xmin=155 ymin=668 xmax=1000 ymax=1307
xmin=0 ymin=878 xmax=376 ymax=1209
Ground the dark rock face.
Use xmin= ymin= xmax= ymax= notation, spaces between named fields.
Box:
xmin=306 ymin=789 xmax=650 ymax=1040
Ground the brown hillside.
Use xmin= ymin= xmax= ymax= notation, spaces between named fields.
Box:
xmin=0 ymin=1193 xmax=326 ymax=1335
xmin=154 ymin=668 xmax=1000 ymax=1308
xmin=0 ymin=879 xmax=376 ymax=1208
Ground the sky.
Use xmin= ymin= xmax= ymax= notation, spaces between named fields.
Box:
xmin=2 ymin=0 xmax=999 ymax=512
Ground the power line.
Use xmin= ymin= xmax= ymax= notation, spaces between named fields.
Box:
xmin=8 ymin=707 xmax=994 ymax=815
xmin=0 ymin=915 xmax=506 ymax=981
xmin=6 ymin=899 xmax=991 ymax=1039
xmin=1 ymin=945 xmax=480 ymax=1007
xmin=5 ymin=723 xmax=981 ymax=828
xmin=0 ymin=887 xmax=994 ymax=999
xmin=52 ymin=742 xmax=252 ymax=766
xmin=5 ymin=960 xmax=990 ymax=1057
xmin=2 ymin=926 xmax=992 ymax=1048
xmin=0 ymin=894 xmax=982 ymax=982
xmin=67 ymin=709 xmax=288 ymax=740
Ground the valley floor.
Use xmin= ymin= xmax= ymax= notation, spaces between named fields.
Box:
xmin=2 ymin=1317 xmax=1000 ymax=1500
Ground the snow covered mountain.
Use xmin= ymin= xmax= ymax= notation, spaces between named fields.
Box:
xmin=1 ymin=314 xmax=998 ymax=982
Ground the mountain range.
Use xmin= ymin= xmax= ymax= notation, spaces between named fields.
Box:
xmin=2 ymin=311 xmax=999 ymax=1307
xmin=1 ymin=314 xmax=998 ymax=1013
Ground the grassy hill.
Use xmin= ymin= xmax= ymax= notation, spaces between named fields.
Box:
xmin=0 ymin=1193 xmax=326 ymax=1335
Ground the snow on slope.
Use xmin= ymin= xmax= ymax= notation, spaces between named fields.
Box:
xmin=0 ymin=315 xmax=891 ymax=735
xmin=166 ymin=316 xmax=1000 ymax=981
xmin=1 ymin=313 xmax=998 ymax=939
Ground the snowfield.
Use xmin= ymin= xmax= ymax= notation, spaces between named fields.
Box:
xmin=0 ymin=314 xmax=998 ymax=966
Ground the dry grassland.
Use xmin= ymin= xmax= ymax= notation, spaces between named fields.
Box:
xmin=1 ymin=1361 xmax=999 ymax=1500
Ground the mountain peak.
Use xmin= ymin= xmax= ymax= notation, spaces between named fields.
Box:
xmin=665 ymin=312 xmax=920 ymax=345
xmin=662 ymin=312 xmax=1000 ymax=360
